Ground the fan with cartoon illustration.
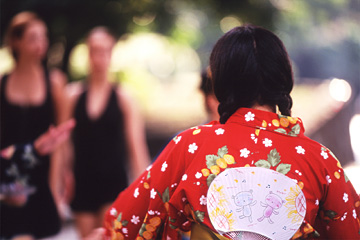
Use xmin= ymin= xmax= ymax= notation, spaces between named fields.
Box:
xmin=207 ymin=167 xmax=306 ymax=240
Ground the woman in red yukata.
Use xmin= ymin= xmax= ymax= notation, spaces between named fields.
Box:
xmin=103 ymin=25 xmax=360 ymax=239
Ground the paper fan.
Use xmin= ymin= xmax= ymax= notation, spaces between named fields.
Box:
xmin=207 ymin=167 xmax=306 ymax=240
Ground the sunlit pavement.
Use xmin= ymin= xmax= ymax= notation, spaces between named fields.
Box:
xmin=344 ymin=163 xmax=360 ymax=194
xmin=40 ymin=222 xmax=79 ymax=240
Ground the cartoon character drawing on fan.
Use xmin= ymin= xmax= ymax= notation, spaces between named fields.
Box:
xmin=233 ymin=189 xmax=257 ymax=223
xmin=258 ymin=191 xmax=285 ymax=224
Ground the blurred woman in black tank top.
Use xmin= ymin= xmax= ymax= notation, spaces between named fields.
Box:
xmin=66 ymin=27 xmax=151 ymax=238
xmin=0 ymin=12 xmax=68 ymax=240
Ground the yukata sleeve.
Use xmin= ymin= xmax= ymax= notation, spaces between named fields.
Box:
xmin=104 ymin=132 xmax=189 ymax=240
xmin=316 ymin=148 xmax=360 ymax=239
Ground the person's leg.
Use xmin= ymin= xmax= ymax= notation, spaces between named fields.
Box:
xmin=12 ymin=235 xmax=34 ymax=240
xmin=74 ymin=212 xmax=97 ymax=238
xmin=97 ymin=203 xmax=112 ymax=227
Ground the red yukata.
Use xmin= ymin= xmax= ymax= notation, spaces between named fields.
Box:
xmin=104 ymin=108 xmax=360 ymax=239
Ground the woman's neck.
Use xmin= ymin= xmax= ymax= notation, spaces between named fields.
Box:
xmin=12 ymin=58 xmax=43 ymax=83
xmin=88 ymin=71 xmax=110 ymax=89
xmin=252 ymin=104 xmax=276 ymax=113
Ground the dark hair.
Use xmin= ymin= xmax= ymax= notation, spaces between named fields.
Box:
xmin=5 ymin=11 xmax=44 ymax=60
xmin=200 ymin=68 xmax=213 ymax=96
xmin=210 ymin=24 xmax=294 ymax=124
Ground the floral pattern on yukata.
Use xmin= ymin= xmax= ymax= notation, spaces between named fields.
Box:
xmin=105 ymin=108 xmax=360 ymax=240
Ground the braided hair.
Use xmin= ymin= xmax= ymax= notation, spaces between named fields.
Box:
xmin=210 ymin=25 xmax=294 ymax=124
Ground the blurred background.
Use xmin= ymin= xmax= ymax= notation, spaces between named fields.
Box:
xmin=1 ymin=0 xmax=359 ymax=238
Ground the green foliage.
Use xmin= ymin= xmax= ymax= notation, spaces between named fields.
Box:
xmin=217 ymin=146 xmax=228 ymax=158
xmin=324 ymin=209 xmax=338 ymax=219
xmin=268 ymin=149 xmax=281 ymax=167
xmin=288 ymin=124 xmax=301 ymax=137
xmin=157 ymin=187 xmax=170 ymax=203
xmin=254 ymin=160 xmax=271 ymax=169
xmin=0 ymin=0 xmax=278 ymax=73
xmin=255 ymin=148 xmax=291 ymax=175
xmin=117 ymin=212 xmax=122 ymax=222
xmin=195 ymin=210 xmax=205 ymax=222
xmin=276 ymin=163 xmax=291 ymax=175
xmin=206 ymin=174 xmax=216 ymax=186
xmin=206 ymin=154 xmax=218 ymax=169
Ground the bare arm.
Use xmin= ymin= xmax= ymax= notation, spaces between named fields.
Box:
xmin=50 ymin=69 xmax=69 ymax=124
xmin=0 ymin=119 xmax=75 ymax=207
xmin=0 ymin=119 xmax=75 ymax=159
xmin=117 ymin=88 xmax=151 ymax=181
xmin=48 ymin=69 xmax=70 ymax=212
xmin=62 ymin=81 xmax=83 ymax=203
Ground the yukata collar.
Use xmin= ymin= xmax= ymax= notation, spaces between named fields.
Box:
xmin=226 ymin=108 xmax=305 ymax=137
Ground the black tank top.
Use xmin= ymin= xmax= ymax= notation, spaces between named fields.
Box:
xmin=71 ymin=86 xmax=128 ymax=211
xmin=1 ymin=71 xmax=54 ymax=148
xmin=0 ymin=69 xmax=61 ymax=238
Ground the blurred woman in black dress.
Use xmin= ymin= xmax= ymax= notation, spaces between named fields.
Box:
xmin=66 ymin=27 xmax=151 ymax=238
xmin=0 ymin=11 xmax=69 ymax=239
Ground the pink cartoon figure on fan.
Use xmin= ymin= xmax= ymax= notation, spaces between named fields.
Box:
xmin=233 ymin=189 xmax=257 ymax=223
xmin=258 ymin=191 xmax=285 ymax=224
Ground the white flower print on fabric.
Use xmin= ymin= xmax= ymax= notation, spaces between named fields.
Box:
xmin=353 ymin=209 xmax=357 ymax=219
xmin=315 ymin=199 xmax=319 ymax=206
xmin=343 ymin=193 xmax=348 ymax=203
xmin=326 ymin=175 xmax=332 ymax=184
xmin=188 ymin=143 xmax=198 ymax=154
xmin=182 ymin=174 xmax=188 ymax=181
xmin=240 ymin=148 xmax=250 ymax=158
xmin=148 ymin=210 xmax=155 ymax=215
xmin=195 ymin=172 xmax=202 ymax=179
xmin=146 ymin=165 xmax=153 ymax=171
xmin=295 ymin=146 xmax=305 ymax=155
xmin=122 ymin=228 xmax=128 ymax=234
xmin=161 ymin=161 xmax=168 ymax=172
xmin=134 ymin=188 xmax=140 ymax=198
xmin=321 ymin=150 xmax=329 ymax=160
xmin=150 ymin=188 xmax=157 ymax=199
xmin=200 ymin=195 xmax=207 ymax=205
xmin=250 ymin=134 xmax=258 ymax=144
xmin=215 ymin=128 xmax=225 ymax=135
xmin=174 ymin=136 xmax=182 ymax=144
xmin=341 ymin=212 xmax=347 ymax=221
xmin=263 ymin=138 xmax=272 ymax=147
xmin=245 ymin=111 xmax=255 ymax=122
xmin=131 ymin=215 xmax=140 ymax=225
xmin=110 ymin=208 xmax=117 ymax=216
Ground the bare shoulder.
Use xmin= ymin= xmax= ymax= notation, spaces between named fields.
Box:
xmin=64 ymin=81 xmax=85 ymax=117
xmin=115 ymin=86 xmax=138 ymax=113
xmin=66 ymin=81 xmax=84 ymax=102
xmin=116 ymin=86 xmax=133 ymax=104
xmin=49 ymin=68 xmax=67 ymax=88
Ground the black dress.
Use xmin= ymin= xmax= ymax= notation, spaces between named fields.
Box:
xmin=0 ymin=70 xmax=61 ymax=239
xmin=71 ymin=86 xmax=128 ymax=212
